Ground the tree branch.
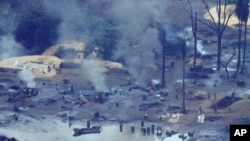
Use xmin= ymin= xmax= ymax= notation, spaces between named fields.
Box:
xmin=201 ymin=0 xmax=218 ymax=30
xmin=221 ymin=4 xmax=235 ymax=33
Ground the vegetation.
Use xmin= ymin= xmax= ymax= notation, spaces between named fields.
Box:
xmin=181 ymin=0 xmax=198 ymax=68
xmin=235 ymin=0 xmax=249 ymax=74
xmin=200 ymin=0 xmax=235 ymax=70
xmin=233 ymin=0 xmax=249 ymax=77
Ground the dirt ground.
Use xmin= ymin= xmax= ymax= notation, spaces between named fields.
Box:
xmin=0 ymin=1 xmax=250 ymax=141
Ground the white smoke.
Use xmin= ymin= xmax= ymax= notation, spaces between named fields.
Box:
xmin=0 ymin=35 xmax=25 ymax=60
xmin=109 ymin=0 xmax=162 ymax=85
xmin=18 ymin=69 xmax=36 ymax=88
xmin=178 ymin=27 xmax=206 ymax=55
xmin=197 ymin=40 xmax=206 ymax=55
xmin=81 ymin=57 xmax=107 ymax=91
xmin=0 ymin=1 xmax=26 ymax=60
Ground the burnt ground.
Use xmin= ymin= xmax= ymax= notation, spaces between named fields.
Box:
xmin=0 ymin=44 xmax=250 ymax=141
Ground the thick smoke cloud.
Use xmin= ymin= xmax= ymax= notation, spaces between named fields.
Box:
xmin=14 ymin=0 xmax=61 ymax=54
xmin=108 ymin=0 xmax=163 ymax=85
xmin=0 ymin=35 xmax=25 ymax=60
xmin=0 ymin=0 xmax=61 ymax=58
xmin=0 ymin=0 xmax=188 ymax=88
xmin=43 ymin=0 xmax=87 ymax=42
xmin=0 ymin=1 xmax=25 ymax=60
xmin=43 ymin=0 xmax=168 ymax=87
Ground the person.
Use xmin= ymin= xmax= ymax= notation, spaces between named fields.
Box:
xmin=69 ymin=123 xmax=72 ymax=128
xmin=214 ymin=106 xmax=217 ymax=113
xmin=231 ymin=90 xmax=237 ymax=98
xmin=47 ymin=65 xmax=51 ymax=72
xmin=199 ymin=106 xmax=202 ymax=113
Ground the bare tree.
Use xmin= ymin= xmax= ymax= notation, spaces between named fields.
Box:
xmin=241 ymin=9 xmax=249 ymax=74
xmin=155 ymin=22 xmax=167 ymax=88
xmin=161 ymin=30 xmax=167 ymax=87
xmin=198 ymin=0 xmax=235 ymax=70
xmin=181 ymin=39 xmax=187 ymax=114
xmin=233 ymin=0 xmax=249 ymax=77
xmin=220 ymin=41 xmax=236 ymax=78
xmin=181 ymin=0 xmax=198 ymax=68
xmin=234 ymin=0 xmax=243 ymax=77
xmin=237 ymin=0 xmax=249 ymax=74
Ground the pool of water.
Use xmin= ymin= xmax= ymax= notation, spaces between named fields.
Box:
xmin=0 ymin=117 xmax=188 ymax=141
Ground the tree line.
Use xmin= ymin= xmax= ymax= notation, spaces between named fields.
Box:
xmin=181 ymin=0 xmax=249 ymax=78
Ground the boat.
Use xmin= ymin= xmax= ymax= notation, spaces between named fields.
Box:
xmin=73 ymin=126 xmax=102 ymax=137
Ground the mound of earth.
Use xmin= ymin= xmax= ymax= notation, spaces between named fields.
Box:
xmin=43 ymin=41 xmax=85 ymax=56
xmin=211 ymin=96 xmax=242 ymax=109
xmin=0 ymin=55 xmax=63 ymax=78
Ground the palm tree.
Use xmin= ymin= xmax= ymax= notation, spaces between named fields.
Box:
xmin=234 ymin=0 xmax=249 ymax=76
xmin=240 ymin=0 xmax=249 ymax=73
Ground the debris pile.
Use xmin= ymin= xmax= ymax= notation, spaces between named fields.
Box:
xmin=7 ymin=87 xmax=39 ymax=103
xmin=211 ymin=96 xmax=241 ymax=109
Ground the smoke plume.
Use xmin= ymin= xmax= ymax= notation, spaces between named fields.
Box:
xmin=0 ymin=0 xmax=189 ymax=88
xmin=0 ymin=1 xmax=25 ymax=60
xmin=178 ymin=27 xmax=206 ymax=55
xmin=81 ymin=57 xmax=107 ymax=91
xmin=0 ymin=35 xmax=25 ymax=60
xmin=18 ymin=69 xmax=36 ymax=88
xmin=109 ymin=0 xmax=163 ymax=85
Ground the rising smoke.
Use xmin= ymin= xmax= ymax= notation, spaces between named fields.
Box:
xmin=0 ymin=35 xmax=25 ymax=60
xmin=0 ymin=1 xmax=25 ymax=60
xmin=44 ymin=0 xmax=166 ymax=87
xmin=0 ymin=0 xmax=190 ymax=88
xmin=109 ymin=0 xmax=163 ymax=85
xmin=18 ymin=69 xmax=36 ymax=88
xmin=178 ymin=27 xmax=206 ymax=55
xmin=81 ymin=57 xmax=107 ymax=91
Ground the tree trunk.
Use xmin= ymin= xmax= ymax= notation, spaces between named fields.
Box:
xmin=182 ymin=45 xmax=186 ymax=114
xmin=217 ymin=33 xmax=222 ymax=70
xmin=234 ymin=20 xmax=242 ymax=77
xmin=161 ymin=30 xmax=166 ymax=87
xmin=193 ymin=12 xmax=198 ymax=68
xmin=216 ymin=0 xmax=222 ymax=70
xmin=241 ymin=21 xmax=247 ymax=73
